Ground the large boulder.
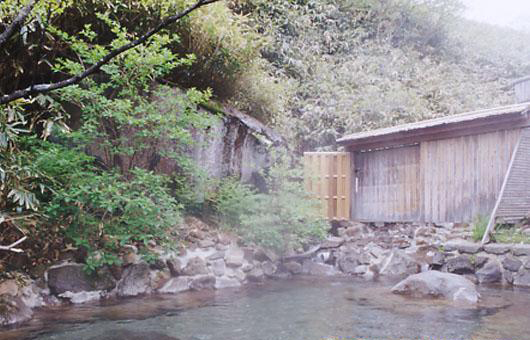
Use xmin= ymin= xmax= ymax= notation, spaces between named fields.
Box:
xmin=47 ymin=263 xmax=115 ymax=295
xmin=379 ymin=250 xmax=420 ymax=277
xmin=392 ymin=270 xmax=480 ymax=304
xmin=514 ymin=269 xmax=530 ymax=287
xmin=189 ymin=275 xmax=216 ymax=290
xmin=0 ymin=279 xmax=43 ymax=326
xmin=116 ymin=263 xmax=151 ymax=297
xmin=337 ymin=254 xmax=360 ymax=274
xmin=224 ymin=246 xmax=245 ymax=268
xmin=158 ymin=277 xmax=190 ymax=294
xmin=475 ymin=259 xmax=502 ymax=284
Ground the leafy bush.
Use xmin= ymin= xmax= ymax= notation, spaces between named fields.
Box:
xmin=471 ymin=215 xmax=488 ymax=242
xmin=210 ymin=152 xmax=327 ymax=253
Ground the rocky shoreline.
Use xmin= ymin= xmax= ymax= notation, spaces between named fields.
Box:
xmin=2 ymin=218 xmax=530 ymax=327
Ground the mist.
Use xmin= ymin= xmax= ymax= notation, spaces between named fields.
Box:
xmin=462 ymin=0 xmax=530 ymax=31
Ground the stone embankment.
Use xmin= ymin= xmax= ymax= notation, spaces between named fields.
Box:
xmin=2 ymin=218 xmax=530 ymax=326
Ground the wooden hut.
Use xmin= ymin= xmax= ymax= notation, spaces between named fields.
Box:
xmin=305 ymin=100 xmax=530 ymax=225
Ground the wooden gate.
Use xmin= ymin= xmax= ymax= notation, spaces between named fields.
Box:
xmin=303 ymin=152 xmax=351 ymax=220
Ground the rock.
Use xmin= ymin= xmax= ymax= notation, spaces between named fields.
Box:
xmin=504 ymin=270 xmax=515 ymax=284
xmin=241 ymin=262 xmax=254 ymax=272
xmin=484 ymin=244 xmax=511 ymax=255
xmin=189 ymin=275 xmax=216 ymax=290
xmin=444 ymin=241 xmax=481 ymax=254
xmin=337 ymin=254 xmax=360 ymax=274
xmin=261 ymin=261 xmax=276 ymax=277
xmin=246 ymin=267 xmax=265 ymax=282
xmin=116 ymin=263 xmax=151 ymax=297
xmin=436 ymin=223 xmax=454 ymax=229
xmin=392 ymin=270 xmax=479 ymax=304
xmin=0 ymin=280 xmax=43 ymax=326
xmin=254 ymin=248 xmax=279 ymax=263
xmin=502 ymin=256 xmax=522 ymax=272
xmin=224 ymin=247 xmax=245 ymax=268
xmin=301 ymin=260 xmax=337 ymax=276
xmin=217 ymin=232 xmax=233 ymax=245
xmin=214 ymin=277 xmax=241 ymax=289
xmin=59 ymin=290 xmax=102 ymax=304
xmin=207 ymin=251 xmax=225 ymax=261
xmin=226 ymin=268 xmax=246 ymax=282
xmin=198 ymin=239 xmax=215 ymax=248
xmin=158 ymin=277 xmax=190 ymax=294
xmin=166 ymin=257 xmax=183 ymax=277
xmin=320 ymin=236 xmax=344 ymax=249
xmin=379 ymin=250 xmax=421 ymax=277
xmin=353 ymin=265 xmax=368 ymax=275
xmin=476 ymin=260 xmax=502 ymax=284
xmin=87 ymin=329 xmax=181 ymax=340
xmin=431 ymin=252 xmax=445 ymax=267
xmin=344 ymin=226 xmax=362 ymax=238
xmin=181 ymin=257 xmax=208 ymax=276
xmin=393 ymin=239 xmax=411 ymax=249
xmin=513 ymin=245 xmax=530 ymax=256
xmin=150 ymin=270 xmax=171 ymax=290
xmin=47 ymin=263 xmax=115 ymax=295
xmin=283 ymin=261 xmax=302 ymax=275
xmin=446 ymin=255 xmax=474 ymax=274
xmin=474 ymin=256 xmax=489 ymax=269
xmin=209 ymin=259 xmax=226 ymax=277
xmin=122 ymin=245 xmax=140 ymax=266
xmin=514 ymin=270 xmax=530 ymax=287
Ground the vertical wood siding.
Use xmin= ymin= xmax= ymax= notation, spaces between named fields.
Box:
xmin=515 ymin=80 xmax=530 ymax=103
xmin=496 ymin=128 xmax=530 ymax=221
xmin=304 ymin=152 xmax=351 ymax=220
xmin=352 ymin=145 xmax=421 ymax=221
xmin=421 ymin=129 xmax=521 ymax=223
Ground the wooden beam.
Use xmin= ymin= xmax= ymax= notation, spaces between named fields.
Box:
xmin=481 ymin=132 xmax=523 ymax=245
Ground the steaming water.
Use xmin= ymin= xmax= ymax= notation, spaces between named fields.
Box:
xmin=2 ymin=277 xmax=530 ymax=340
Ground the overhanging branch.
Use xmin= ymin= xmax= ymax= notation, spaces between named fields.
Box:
xmin=0 ymin=0 xmax=220 ymax=105
xmin=0 ymin=0 xmax=39 ymax=48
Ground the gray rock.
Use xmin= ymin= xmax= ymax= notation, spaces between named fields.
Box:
xmin=224 ymin=247 xmax=245 ymax=268
xmin=514 ymin=270 xmax=530 ymax=287
xmin=246 ymin=267 xmax=265 ymax=282
xmin=158 ymin=277 xmax=190 ymax=294
xmin=431 ymin=252 xmax=445 ymax=266
xmin=301 ymin=260 xmax=337 ymax=276
xmin=0 ymin=280 xmax=43 ymax=326
xmin=254 ymin=248 xmax=279 ymax=263
xmin=207 ymin=251 xmax=225 ymax=261
xmin=226 ymin=268 xmax=246 ymax=282
xmin=209 ymin=259 xmax=226 ymax=276
xmin=338 ymin=254 xmax=360 ymax=274
xmin=261 ymin=261 xmax=276 ymax=277
xmin=379 ymin=250 xmax=420 ymax=277
xmin=392 ymin=270 xmax=479 ymax=304
xmin=502 ymin=256 xmax=522 ymax=272
xmin=181 ymin=257 xmax=208 ymax=276
xmin=504 ymin=270 xmax=515 ymax=284
xmin=214 ymin=277 xmax=241 ymax=289
xmin=47 ymin=263 xmax=115 ymax=295
xmin=444 ymin=241 xmax=481 ymax=254
xmin=484 ymin=244 xmax=511 ymax=255
xmin=475 ymin=256 xmax=489 ymax=269
xmin=189 ymin=275 xmax=216 ymax=290
xmin=476 ymin=260 xmax=502 ymax=284
xmin=198 ymin=239 xmax=215 ymax=248
xmin=116 ymin=263 xmax=151 ymax=297
xmin=446 ymin=256 xmax=474 ymax=274
xmin=320 ymin=236 xmax=344 ymax=249
xmin=149 ymin=270 xmax=171 ymax=290
xmin=513 ymin=245 xmax=530 ymax=256
xmin=166 ymin=257 xmax=183 ymax=277
xmin=281 ymin=261 xmax=300 ymax=275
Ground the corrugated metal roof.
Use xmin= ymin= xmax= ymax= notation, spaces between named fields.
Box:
xmin=337 ymin=102 xmax=530 ymax=145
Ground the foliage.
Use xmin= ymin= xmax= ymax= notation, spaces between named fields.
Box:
xmin=471 ymin=215 xmax=488 ymax=242
xmin=210 ymin=152 xmax=327 ymax=253
xmin=493 ymin=224 xmax=530 ymax=244
xmin=241 ymin=0 xmax=530 ymax=151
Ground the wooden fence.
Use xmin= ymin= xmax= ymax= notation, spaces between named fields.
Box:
xmin=303 ymin=152 xmax=351 ymax=220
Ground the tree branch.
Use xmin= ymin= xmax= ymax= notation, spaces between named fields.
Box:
xmin=0 ymin=236 xmax=27 ymax=253
xmin=0 ymin=0 xmax=220 ymax=105
xmin=0 ymin=0 xmax=39 ymax=48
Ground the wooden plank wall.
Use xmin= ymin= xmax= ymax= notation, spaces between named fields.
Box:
xmin=352 ymin=145 xmax=421 ymax=221
xmin=421 ymin=129 xmax=521 ymax=223
xmin=515 ymin=80 xmax=530 ymax=103
xmin=496 ymin=128 xmax=530 ymax=221
xmin=303 ymin=152 xmax=351 ymax=220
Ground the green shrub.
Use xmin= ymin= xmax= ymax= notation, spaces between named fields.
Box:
xmin=471 ymin=215 xmax=488 ymax=242
xmin=211 ymin=152 xmax=327 ymax=254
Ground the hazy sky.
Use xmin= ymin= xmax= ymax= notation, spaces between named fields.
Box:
xmin=462 ymin=0 xmax=530 ymax=31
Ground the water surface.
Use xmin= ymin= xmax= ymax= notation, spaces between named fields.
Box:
xmin=2 ymin=277 xmax=529 ymax=340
